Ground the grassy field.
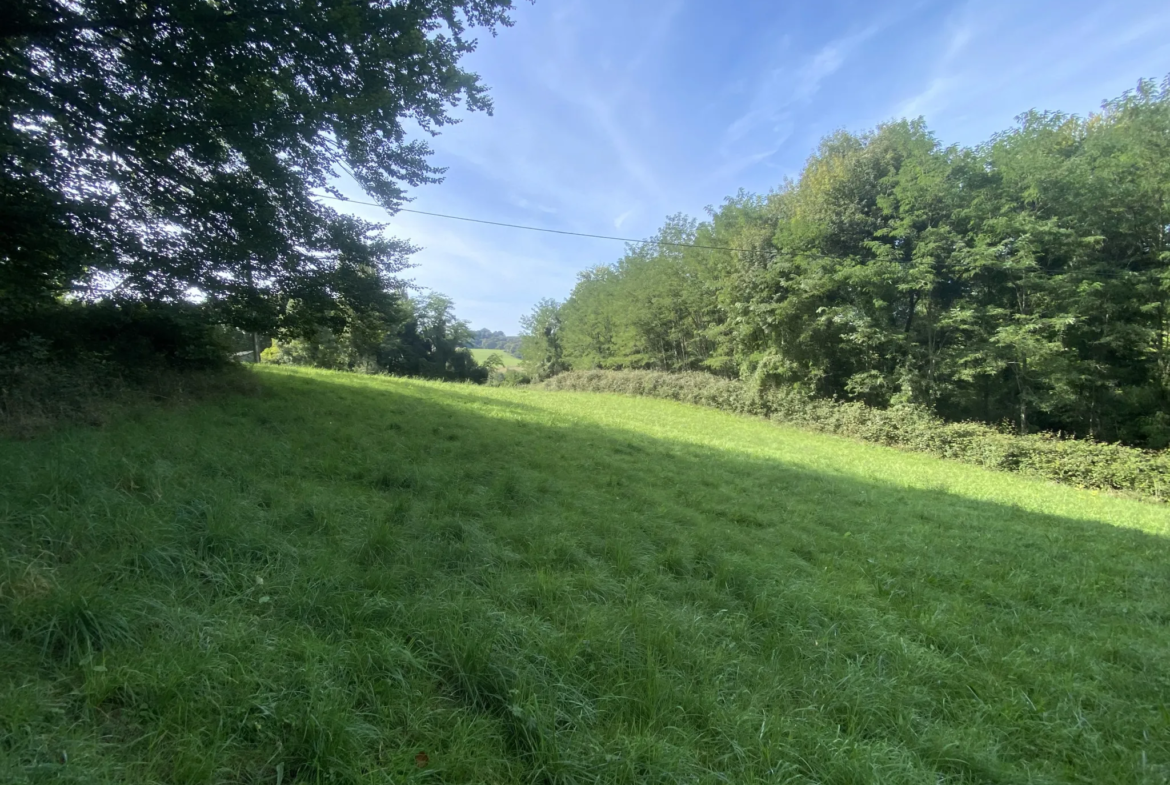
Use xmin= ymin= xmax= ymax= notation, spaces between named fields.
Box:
xmin=469 ymin=348 xmax=523 ymax=369
xmin=2 ymin=366 xmax=1168 ymax=784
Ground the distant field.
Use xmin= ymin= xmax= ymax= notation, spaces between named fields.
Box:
xmin=2 ymin=365 xmax=1168 ymax=784
xmin=469 ymin=347 xmax=523 ymax=368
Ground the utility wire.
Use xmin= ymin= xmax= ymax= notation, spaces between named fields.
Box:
xmin=313 ymin=193 xmax=756 ymax=253
xmin=314 ymin=194 xmax=1153 ymax=279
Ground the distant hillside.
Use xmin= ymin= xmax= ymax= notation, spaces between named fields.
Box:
xmin=465 ymin=328 xmax=521 ymax=355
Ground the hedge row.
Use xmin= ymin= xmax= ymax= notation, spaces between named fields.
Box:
xmin=542 ymin=370 xmax=1170 ymax=502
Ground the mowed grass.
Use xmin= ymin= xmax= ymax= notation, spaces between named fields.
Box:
xmin=469 ymin=348 xmax=523 ymax=369
xmin=2 ymin=366 xmax=1169 ymax=785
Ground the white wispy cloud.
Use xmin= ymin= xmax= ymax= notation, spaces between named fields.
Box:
xmin=614 ymin=208 xmax=636 ymax=229
xmin=891 ymin=3 xmax=983 ymax=121
xmin=889 ymin=0 xmax=1170 ymax=140
xmin=716 ymin=22 xmax=886 ymax=178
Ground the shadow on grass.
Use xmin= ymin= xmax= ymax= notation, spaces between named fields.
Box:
xmin=2 ymin=367 xmax=1169 ymax=784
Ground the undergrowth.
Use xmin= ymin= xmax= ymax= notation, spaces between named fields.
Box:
xmin=0 ymin=300 xmax=255 ymax=438
xmin=0 ymin=355 xmax=259 ymax=438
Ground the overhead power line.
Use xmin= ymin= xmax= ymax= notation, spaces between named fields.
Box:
xmin=313 ymin=194 xmax=1149 ymax=280
xmin=313 ymin=194 xmax=756 ymax=253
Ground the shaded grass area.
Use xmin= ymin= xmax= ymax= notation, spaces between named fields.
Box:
xmin=1 ymin=365 xmax=1168 ymax=784
xmin=0 ymin=360 xmax=260 ymax=439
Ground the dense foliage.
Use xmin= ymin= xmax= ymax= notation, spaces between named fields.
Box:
xmin=532 ymin=78 xmax=1170 ymax=448
xmin=545 ymin=370 xmax=1170 ymax=502
xmin=1 ymin=0 xmax=514 ymax=337
xmin=2 ymin=299 xmax=230 ymax=370
xmin=263 ymin=291 xmax=487 ymax=381
xmin=519 ymin=297 xmax=568 ymax=380
xmin=0 ymin=299 xmax=259 ymax=435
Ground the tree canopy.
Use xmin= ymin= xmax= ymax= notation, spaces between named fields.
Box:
xmin=263 ymin=289 xmax=486 ymax=381
xmin=526 ymin=77 xmax=1170 ymax=448
xmin=1 ymin=0 xmax=515 ymax=334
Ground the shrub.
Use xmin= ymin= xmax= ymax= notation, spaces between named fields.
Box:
xmin=543 ymin=370 xmax=1170 ymax=502
xmin=0 ymin=299 xmax=231 ymax=373
xmin=487 ymin=369 xmax=533 ymax=388
xmin=0 ymin=301 xmax=253 ymax=437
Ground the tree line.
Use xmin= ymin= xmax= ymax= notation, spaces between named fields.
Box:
xmin=522 ymin=78 xmax=1170 ymax=448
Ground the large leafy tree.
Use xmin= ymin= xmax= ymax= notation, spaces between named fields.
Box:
xmin=519 ymin=297 xmax=565 ymax=379
xmin=0 ymin=0 xmax=515 ymax=332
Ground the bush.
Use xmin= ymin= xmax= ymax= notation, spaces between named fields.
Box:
xmin=0 ymin=299 xmax=231 ymax=373
xmin=487 ymin=368 xmax=532 ymax=387
xmin=0 ymin=350 xmax=258 ymax=437
xmin=0 ymin=301 xmax=249 ymax=436
xmin=543 ymin=370 xmax=1170 ymax=502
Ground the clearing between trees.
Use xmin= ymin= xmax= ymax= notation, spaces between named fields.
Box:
xmin=469 ymin=348 xmax=525 ymax=369
xmin=1 ymin=366 xmax=1167 ymax=784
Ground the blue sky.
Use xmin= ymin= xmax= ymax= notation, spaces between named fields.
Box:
xmin=331 ymin=0 xmax=1170 ymax=334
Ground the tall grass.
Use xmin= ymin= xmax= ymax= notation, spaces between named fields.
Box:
xmin=1 ymin=365 xmax=1167 ymax=783
xmin=0 ymin=358 xmax=259 ymax=438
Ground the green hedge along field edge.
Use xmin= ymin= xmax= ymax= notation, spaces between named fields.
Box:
xmin=542 ymin=370 xmax=1170 ymax=503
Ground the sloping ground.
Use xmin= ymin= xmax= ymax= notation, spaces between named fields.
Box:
xmin=1 ymin=365 xmax=1168 ymax=784
xmin=469 ymin=348 xmax=524 ymax=369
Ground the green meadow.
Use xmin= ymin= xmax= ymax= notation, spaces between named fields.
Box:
xmin=469 ymin=349 xmax=523 ymax=369
xmin=2 ymin=366 xmax=1168 ymax=784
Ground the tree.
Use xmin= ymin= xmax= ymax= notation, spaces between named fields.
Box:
xmin=411 ymin=291 xmax=474 ymax=367
xmin=265 ymin=289 xmax=486 ymax=381
xmin=519 ymin=298 xmax=566 ymax=379
xmin=1 ymin=0 xmax=516 ymax=335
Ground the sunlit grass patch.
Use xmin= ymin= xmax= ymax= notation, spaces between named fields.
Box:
xmin=468 ymin=348 xmax=523 ymax=369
